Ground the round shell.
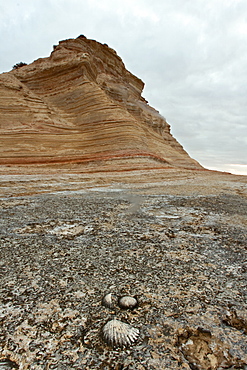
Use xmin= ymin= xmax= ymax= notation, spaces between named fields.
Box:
xmin=102 ymin=318 xmax=139 ymax=347
xmin=0 ymin=359 xmax=18 ymax=369
xmin=118 ymin=296 xmax=138 ymax=310
xmin=102 ymin=293 xmax=115 ymax=309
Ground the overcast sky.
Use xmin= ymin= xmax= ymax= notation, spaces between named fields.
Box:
xmin=1 ymin=0 xmax=247 ymax=175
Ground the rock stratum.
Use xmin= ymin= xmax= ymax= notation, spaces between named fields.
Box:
xmin=0 ymin=35 xmax=202 ymax=170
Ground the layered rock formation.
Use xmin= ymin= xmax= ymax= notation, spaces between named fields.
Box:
xmin=0 ymin=36 xmax=202 ymax=170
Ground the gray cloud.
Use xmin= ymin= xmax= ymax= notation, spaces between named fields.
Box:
xmin=0 ymin=0 xmax=246 ymax=174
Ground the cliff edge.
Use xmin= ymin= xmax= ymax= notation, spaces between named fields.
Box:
xmin=0 ymin=36 xmax=202 ymax=170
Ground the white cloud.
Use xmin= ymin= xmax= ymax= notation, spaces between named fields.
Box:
xmin=89 ymin=0 xmax=160 ymax=22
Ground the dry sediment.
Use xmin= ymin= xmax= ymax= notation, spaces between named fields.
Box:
xmin=0 ymin=169 xmax=246 ymax=369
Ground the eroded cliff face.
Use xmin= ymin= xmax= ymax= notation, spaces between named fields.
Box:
xmin=0 ymin=36 xmax=202 ymax=169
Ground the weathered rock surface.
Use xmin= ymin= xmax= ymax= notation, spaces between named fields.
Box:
xmin=0 ymin=36 xmax=201 ymax=170
xmin=0 ymin=171 xmax=246 ymax=369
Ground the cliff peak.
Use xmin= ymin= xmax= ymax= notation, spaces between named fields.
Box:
xmin=0 ymin=36 xmax=202 ymax=170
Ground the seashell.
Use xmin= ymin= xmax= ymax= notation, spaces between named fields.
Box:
xmin=0 ymin=359 xmax=18 ymax=369
xmin=102 ymin=293 xmax=115 ymax=308
xmin=118 ymin=295 xmax=138 ymax=310
xmin=102 ymin=318 xmax=139 ymax=347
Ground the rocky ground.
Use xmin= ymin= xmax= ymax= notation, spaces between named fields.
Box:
xmin=0 ymin=168 xmax=247 ymax=369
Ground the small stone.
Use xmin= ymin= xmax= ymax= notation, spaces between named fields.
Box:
xmin=118 ymin=296 xmax=138 ymax=310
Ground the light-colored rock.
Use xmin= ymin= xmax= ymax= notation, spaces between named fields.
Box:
xmin=0 ymin=36 xmax=202 ymax=170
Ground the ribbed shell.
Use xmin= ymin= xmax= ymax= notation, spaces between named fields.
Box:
xmin=118 ymin=296 xmax=138 ymax=310
xmin=102 ymin=318 xmax=139 ymax=347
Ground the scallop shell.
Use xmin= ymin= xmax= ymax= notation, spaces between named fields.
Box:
xmin=118 ymin=295 xmax=138 ymax=310
xmin=0 ymin=359 xmax=18 ymax=369
xmin=102 ymin=293 xmax=115 ymax=308
xmin=102 ymin=318 xmax=139 ymax=347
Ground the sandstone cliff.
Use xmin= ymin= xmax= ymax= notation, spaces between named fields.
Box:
xmin=0 ymin=36 xmax=202 ymax=170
